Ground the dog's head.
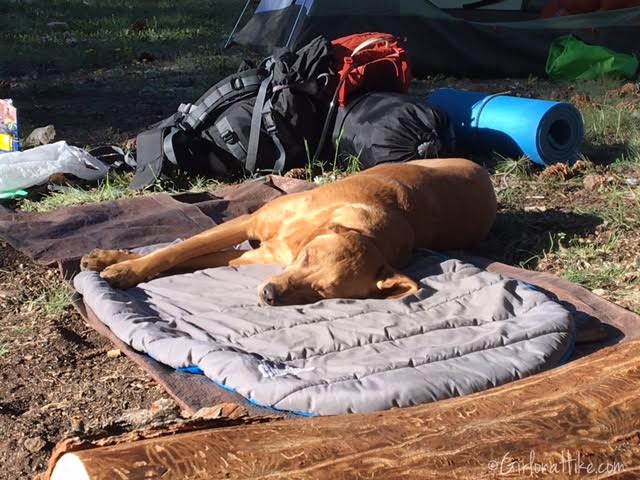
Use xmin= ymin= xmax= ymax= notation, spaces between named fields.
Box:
xmin=258 ymin=224 xmax=418 ymax=306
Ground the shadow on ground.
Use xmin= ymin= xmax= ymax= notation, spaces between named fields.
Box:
xmin=582 ymin=142 xmax=636 ymax=165
xmin=2 ymin=63 xmax=239 ymax=146
xmin=473 ymin=210 xmax=603 ymax=268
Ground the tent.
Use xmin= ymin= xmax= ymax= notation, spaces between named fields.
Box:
xmin=227 ymin=0 xmax=640 ymax=77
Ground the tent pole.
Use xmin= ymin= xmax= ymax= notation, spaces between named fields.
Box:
xmin=224 ymin=0 xmax=252 ymax=49
xmin=462 ymin=0 xmax=508 ymax=8
xmin=285 ymin=0 xmax=307 ymax=49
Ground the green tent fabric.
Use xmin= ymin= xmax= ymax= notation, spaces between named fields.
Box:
xmin=546 ymin=35 xmax=639 ymax=81
xmin=230 ymin=1 xmax=640 ymax=77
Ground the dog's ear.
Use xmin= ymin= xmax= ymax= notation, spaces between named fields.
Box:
xmin=376 ymin=266 xmax=419 ymax=299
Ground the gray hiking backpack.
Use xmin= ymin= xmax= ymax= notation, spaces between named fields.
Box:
xmin=131 ymin=36 xmax=334 ymax=189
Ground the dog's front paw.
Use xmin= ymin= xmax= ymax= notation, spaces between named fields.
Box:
xmin=100 ymin=261 xmax=147 ymax=289
xmin=81 ymin=249 xmax=140 ymax=272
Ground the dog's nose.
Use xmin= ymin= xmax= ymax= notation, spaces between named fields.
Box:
xmin=261 ymin=283 xmax=278 ymax=306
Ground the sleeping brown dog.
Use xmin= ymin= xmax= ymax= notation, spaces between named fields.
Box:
xmin=81 ymin=158 xmax=497 ymax=306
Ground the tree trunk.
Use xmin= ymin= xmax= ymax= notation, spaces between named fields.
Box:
xmin=49 ymin=338 xmax=640 ymax=480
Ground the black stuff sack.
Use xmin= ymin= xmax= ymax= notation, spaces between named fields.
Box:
xmin=330 ymin=93 xmax=454 ymax=169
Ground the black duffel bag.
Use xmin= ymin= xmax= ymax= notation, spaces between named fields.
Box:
xmin=329 ymin=92 xmax=455 ymax=170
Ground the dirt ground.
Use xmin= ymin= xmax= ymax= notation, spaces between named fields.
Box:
xmin=0 ymin=244 xmax=170 ymax=479
xmin=2 ymin=15 xmax=640 ymax=480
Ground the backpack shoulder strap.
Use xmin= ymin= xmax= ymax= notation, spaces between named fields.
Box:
xmin=177 ymin=69 xmax=263 ymax=131
xmin=245 ymin=60 xmax=275 ymax=174
xmin=213 ymin=117 xmax=248 ymax=163
xmin=261 ymin=98 xmax=287 ymax=174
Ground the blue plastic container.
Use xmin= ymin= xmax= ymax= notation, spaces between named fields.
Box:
xmin=427 ymin=88 xmax=584 ymax=166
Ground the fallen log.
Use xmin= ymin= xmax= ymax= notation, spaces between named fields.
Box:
xmin=48 ymin=338 xmax=640 ymax=480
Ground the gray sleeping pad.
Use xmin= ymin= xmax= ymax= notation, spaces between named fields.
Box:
xmin=74 ymin=252 xmax=574 ymax=416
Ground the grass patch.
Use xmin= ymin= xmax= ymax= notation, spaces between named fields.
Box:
xmin=308 ymin=154 xmax=362 ymax=185
xmin=28 ymin=286 xmax=74 ymax=316
xmin=539 ymin=218 xmax=639 ymax=295
xmin=20 ymin=172 xmax=133 ymax=212
xmin=152 ymin=174 xmax=221 ymax=195
xmin=582 ymin=104 xmax=628 ymax=145
xmin=0 ymin=341 xmax=8 ymax=358
xmin=493 ymin=155 xmax=534 ymax=180
xmin=575 ymin=80 xmax=640 ymax=155
xmin=576 ymin=184 xmax=640 ymax=231
xmin=19 ymin=172 xmax=220 ymax=213
xmin=304 ymin=131 xmax=362 ymax=184
xmin=12 ymin=325 xmax=33 ymax=336
xmin=563 ymin=261 xmax=637 ymax=290
xmin=0 ymin=0 xmax=242 ymax=76
xmin=610 ymin=144 xmax=640 ymax=171
xmin=343 ymin=154 xmax=362 ymax=176
xmin=491 ymin=155 xmax=537 ymax=209
xmin=601 ymin=187 xmax=640 ymax=230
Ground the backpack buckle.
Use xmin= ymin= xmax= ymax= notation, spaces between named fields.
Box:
xmin=220 ymin=129 xmax=237 ymax=144
xmin=262 ymin=113 xmax=277 ymax=134
xmin=177 ymin=103 xmax=193 ymax=115
xmin=231 ymin=77 xmax=244 ymax=90
xmin=176 ymin=103 xmax=196 ymax=130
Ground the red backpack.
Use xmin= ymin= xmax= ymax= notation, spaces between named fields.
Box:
xmin=330 ymin=32 xmax=412 ymax=107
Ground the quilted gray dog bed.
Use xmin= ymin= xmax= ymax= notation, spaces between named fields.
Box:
xmin=74 ymin=251 xmax=575 ymax=416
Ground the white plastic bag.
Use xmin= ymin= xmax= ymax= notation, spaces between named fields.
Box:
xmin=0 ymin=141 xmax=109 ymax=193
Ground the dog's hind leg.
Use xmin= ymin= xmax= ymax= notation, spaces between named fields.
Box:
xmin=100 ymin=213 xmax=255 ymax=289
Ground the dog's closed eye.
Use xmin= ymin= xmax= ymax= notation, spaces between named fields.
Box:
xmin=298 ymin=248 xmax=315 ymax=267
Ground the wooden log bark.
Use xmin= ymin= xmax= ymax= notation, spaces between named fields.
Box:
xmin=49 ymin=338 xmax=640 ymax=480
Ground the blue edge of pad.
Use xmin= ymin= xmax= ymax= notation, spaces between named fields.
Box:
xmin=169 ymin=360 xmax=316 ymax=417
xmin=148 ymin=250 xmax=577 ymax=418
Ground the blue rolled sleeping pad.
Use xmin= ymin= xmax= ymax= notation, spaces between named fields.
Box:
xmin=427 ymin=88 xmax=584 ymax=166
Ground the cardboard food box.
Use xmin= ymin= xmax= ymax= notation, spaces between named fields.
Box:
xmin=0 ymin=99 xmax=19 ymax=153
